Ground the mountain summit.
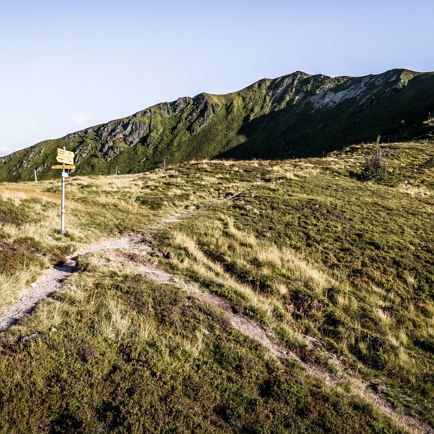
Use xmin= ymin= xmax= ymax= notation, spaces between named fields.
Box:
xmin=1 ymin=68 xmax=434 ymax=181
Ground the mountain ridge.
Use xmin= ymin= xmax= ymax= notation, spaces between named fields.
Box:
xmin=1 ymin=68 xmax=433 ymax=181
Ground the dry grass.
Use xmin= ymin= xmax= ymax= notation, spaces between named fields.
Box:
xmin=398 ymin=183 xmax=432 ymax=198
xmin=0 ymin=174 xmax=154 ymax=313
xmin=0 ymin=270 xmax=43 ymax=315
xmin=99 ymin=297 xmax=133 ymax=341
xmin=0 ymin=141 xmax=432 ymax=429
xmin=0 ymin=182 xmax=58 ymax=203
xmin=172 ymin=231 xmax=275 ymax=320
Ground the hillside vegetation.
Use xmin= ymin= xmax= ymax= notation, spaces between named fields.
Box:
xmin=1 ymin=69 xmax=434 ymax=182
xmin=0 ymin=141 xmax=432 ymax=432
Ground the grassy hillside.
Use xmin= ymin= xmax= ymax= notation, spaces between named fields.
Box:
xmin=1 ymin=69 xmax=434 ymax=182
xmin=0 ymin=141 xmax=432 ymax=432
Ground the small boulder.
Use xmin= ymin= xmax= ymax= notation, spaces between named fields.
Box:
xmin=81 ymin=347 xmax=99 ymax=363
xmin=21 ymin=333 xmax=40 ymax=344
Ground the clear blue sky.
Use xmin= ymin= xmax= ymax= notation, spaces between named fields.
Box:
xmin=1 ymin=0 xmax=433 ymax=156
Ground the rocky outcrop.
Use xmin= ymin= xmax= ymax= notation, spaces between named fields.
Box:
xmin=187 ymin=95 xmax=217 ymax=134
xmin=1 ymin=68 xmax=433 ymax=181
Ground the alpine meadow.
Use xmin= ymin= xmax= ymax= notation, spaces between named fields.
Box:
xmin=0 ymin=5 xmax=433 ymax=432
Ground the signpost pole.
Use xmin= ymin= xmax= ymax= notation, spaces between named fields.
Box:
xmin=53 ymin=147 xmax=75 ymax=235
xmin=60 ymin=167 xmax=66 ymax=235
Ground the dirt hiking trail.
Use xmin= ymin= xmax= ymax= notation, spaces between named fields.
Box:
xmin=0 ymin=208 xmax=431 ymax=434
xmin=116 ymin=247 xmax=432 ymax=434
xmin=0 ymin=237 xmax=136 ymax=331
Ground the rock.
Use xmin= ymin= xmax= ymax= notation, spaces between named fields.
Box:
xmin=225 ymin=191 xmax=244 ymax=201
xmin=186 ymin=94 xmax=217 ymax=134
xmin=21 ymin=333 xmax=40 ymax=344
xmin=81 ymin=347 xmax=99 ymax=363
xmin=369 ymin=381 xmax=386 ymax=393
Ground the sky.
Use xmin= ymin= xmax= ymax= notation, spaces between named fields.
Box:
xmin=0 ymin=0 xmax=433 ymax=156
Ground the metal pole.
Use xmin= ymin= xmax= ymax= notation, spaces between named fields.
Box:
xmin=60 ymin=169 xmax=66 ymax=234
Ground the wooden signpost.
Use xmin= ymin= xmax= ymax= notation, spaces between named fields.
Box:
xmin=56 ymin=148 xmax=74 ymax=165
xmin=51 ymin=164 xmax=76 ymax=170
xmin=52 ymin=148 xmax=75 ymax=235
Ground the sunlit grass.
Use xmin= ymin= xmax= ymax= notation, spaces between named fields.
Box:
xmin=0 ymin=140 xmax=432 ymax=429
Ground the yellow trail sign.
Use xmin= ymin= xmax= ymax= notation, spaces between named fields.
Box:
xmin=56 ymin=148 xmax=74 ymax=165
xmin=52 ymin=164 xmax=76 ymax=170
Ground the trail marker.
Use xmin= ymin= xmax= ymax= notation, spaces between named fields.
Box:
xmin=56 ymin=148 xmax=74 ymax=165
xmin=51 ymin=164 xmax=76 ymax=170
xmin=52 ymin=148 xmax=75 ymax=234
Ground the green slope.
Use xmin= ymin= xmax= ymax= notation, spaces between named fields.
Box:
xmin=1 ymin=69 xmax=434 ymax=181
xmin=0 ymin=141 xmax=432 ymax=431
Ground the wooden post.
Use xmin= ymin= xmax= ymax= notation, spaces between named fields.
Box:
xmin=34 ymin=169 xmax=37 ymax=182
